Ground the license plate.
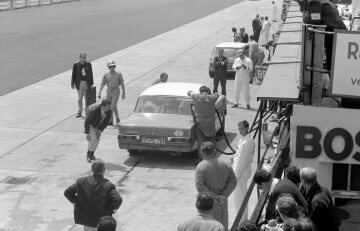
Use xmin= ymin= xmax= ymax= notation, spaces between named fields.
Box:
xmin=141 ymin=138 xmax=165 ymax=144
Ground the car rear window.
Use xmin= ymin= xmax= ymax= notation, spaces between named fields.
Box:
xmin=215 ymin=48 xmax=238 ymax=59
xmin=135 ymin=96 xmax=193 ymax=115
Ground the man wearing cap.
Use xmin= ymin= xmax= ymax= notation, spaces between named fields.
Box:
xmin=98 ymin=61 xmax=126 ymax=125
xmin=232 ymin=48 xmax=253 ymax=109
xmin=64 ymin=159 xmax=122 ymax=231
xmin=71 ymin=53 xmax=94 ymax=118
xmin=85 ymin=99 xmax=112 ymax=162
xmin=213 ymin=48 xmax=228 ymax=96
xmin=195 ymin=141 xmax=237 ymax=230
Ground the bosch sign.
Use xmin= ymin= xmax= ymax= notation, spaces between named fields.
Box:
xmin=291 ymin=105 xmax=360 ymax=164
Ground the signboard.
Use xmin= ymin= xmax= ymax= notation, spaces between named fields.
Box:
xmin=291 ymin=105 xmax=360 ymax=164
xmin=12 ymin=0 xmax=26 ymax=8
xmin=0 ymin=1 xmax=11 ymax=10
xmin=330 ymin=30 xmax=360 ymax=98
xmin=40 ymin=0 xmax=51 ymax=5
xmin=27 ymin=0 xmax=39 ymax=7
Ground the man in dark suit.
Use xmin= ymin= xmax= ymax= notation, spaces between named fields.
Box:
xmin=71 ymin=53 xmax=94 ymax=118
xmin=213 ymin=48 xmax=228 ymax=96
xmin=84 ymin=99 xmax=112 ymax=162
xmin=252 ymin=14 xmax=262 ymax=42
xmin=300 ymin=167 xmax=339 ymax=231
xmin=64 ymin=159 xmax=122 ymax=231
xmin=253 ymin=169 xmax=308 ymax=220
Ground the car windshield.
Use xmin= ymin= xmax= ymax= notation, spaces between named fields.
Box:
xmin=135 ymin=96 xmax=193 ymax=115
xmin=215 ymin=47 xmax=238 ymax=59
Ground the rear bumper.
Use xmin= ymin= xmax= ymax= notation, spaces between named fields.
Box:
xmin=118 ymin=135 xmax=196 ymax=153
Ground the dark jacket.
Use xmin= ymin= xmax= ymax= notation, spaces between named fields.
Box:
xmin=266 ymin=178 xmax=308 ymax=219
xmin=252 ymin=18 xmax=262 ymax=32
xmin=213 ymin=55 xmax=228 ymax=74
xmin=64 ymin=174 xmax=122 ymax=228
xmin=303 ymin=183 xmax=339 ymax=231
xmin=71 ymin=61 xmax=94 ymax=90
xmin=84 ymin=104 xmax=112 ymax=134
xmin=240 ymin=33 xmax=249 ymax=43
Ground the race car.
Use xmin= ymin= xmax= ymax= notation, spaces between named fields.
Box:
xmin=117 ymin=82 xmax=227 ymax=156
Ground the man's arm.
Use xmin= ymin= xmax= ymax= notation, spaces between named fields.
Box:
xmin=221 ymin=165 xmax=237 ymax=197
xmin=88 ymin=62 xmax=94 ymax=87
xmin=98 ymin=74 xmax=107 ymax=98
xmin=71 ymin=63 xmax=76 ymax=88
xmin=84 ymin=109 xmax=95 ymax=134
xmin=108 ymin=184 xmax=123 ymax=210
xmin=64 ymin=182 xmax=78 ymax=204
xmin=120 ymin=74 xmax=126 ymax=99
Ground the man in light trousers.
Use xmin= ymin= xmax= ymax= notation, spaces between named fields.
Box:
xmin=232 ymin=120 xmax=255 ymax=223
xmin=232 ymin=49 xmax=253 ymax=109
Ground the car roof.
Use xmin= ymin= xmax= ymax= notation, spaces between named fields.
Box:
xmin=215 ymin=42 xmax=248 ymax=49
xmin=140 ymin=82 xmax=202 ymax=97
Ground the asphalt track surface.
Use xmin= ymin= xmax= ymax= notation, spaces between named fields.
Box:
xmin=0 ymin=0 xmax=245 ymax=96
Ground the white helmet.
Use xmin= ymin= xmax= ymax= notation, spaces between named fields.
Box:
xmin=107 ymin=60 xmax=116 ymax=67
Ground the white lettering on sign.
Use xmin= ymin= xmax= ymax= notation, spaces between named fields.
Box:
xmin=330 ymin=30 xmax=360 ymax=97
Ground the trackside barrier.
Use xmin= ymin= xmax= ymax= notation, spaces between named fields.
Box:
xmin=0 ymin=0 xmax=79 ymax=11
xmin=12 ymin=0 xmax=26 ymax=9
xmin=40 ymin=0 xmax=51 ymax=5
xmin=0 ymin=1 xmax=11 ymax=10
xmin=27 ymin=0 xmax=39 ymax=7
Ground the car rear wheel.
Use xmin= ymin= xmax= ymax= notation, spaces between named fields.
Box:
xmin=128 ymin=149 xmax=140 ymax=156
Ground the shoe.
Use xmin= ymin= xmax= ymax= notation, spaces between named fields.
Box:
xmin=231 ymin=104 xmax=238 ymax=108
xmin=90 ymin=151 xmax=96 ymax=161
xmin=247 ymin=105 xmax=251 ymax=109
xmin=76 ymin=113 xmax=82 ymax=118
xmin=116 ymin=118 xmax=120 ymax=124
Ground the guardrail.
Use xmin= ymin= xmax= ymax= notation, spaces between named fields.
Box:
xmin=0 ymin=0 xmax=79 ymax=11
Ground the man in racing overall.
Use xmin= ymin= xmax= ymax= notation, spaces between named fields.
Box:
xmin=188 ymin=86 xmax=219 ymax=158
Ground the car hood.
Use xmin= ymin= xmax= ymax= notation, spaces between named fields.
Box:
xmin=119 ymin=113 xmax=194 ymax=137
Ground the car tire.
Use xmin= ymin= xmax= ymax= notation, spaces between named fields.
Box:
xmin=209 ymin=70 xmax=214 ymax=78
xmin=128 ymin=149 xmax=140 ymax=156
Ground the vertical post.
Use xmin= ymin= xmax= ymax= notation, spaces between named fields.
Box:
xmin=257 ymin=100 xmax=264 ymax=198
xmin=301 ymin=24 xmax=313 ymax=105
xmin=311 ymin=26 xmax=326 ymax=106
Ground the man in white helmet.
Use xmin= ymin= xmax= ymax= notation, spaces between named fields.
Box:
xmin=98 ymin=61 xmax=126 ymax=125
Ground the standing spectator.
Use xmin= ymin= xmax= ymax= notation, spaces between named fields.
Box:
xmin=84 ymin=99 xmax=112 ymax=162
xmin=232 ymin=49 xmax=253 ymax=109
xmin=233 ymin=27 xmax=241 ymax=42
xmin=177 ymin=192 xmax=225 ymax=231
xmin=238 ymin=220 xmax=259 ymax=231
xmin=253 ymin=169 xmax=308 ymax=220
xmin=71 ymin=53 xmax=94 ymax=118
xmin=272 ymin=1 xmax=277 ymax=22
xmin=264 ymin=42 xmax=274 ymax=62
xmin=188 ymin=87 xmax=219 ymax=158
xmin=285 ymin=166 xmax=301 ymax=187
xmin=252 ymin=14 xmax=262 ymax=42
xmin=232 ymin=120 xmax=255 ymax=222
xmin=239 ymin=27 xmax=249 ymax=43
xmin=195 ymin=141 xmax=237 ymax=230
xmin=153 ymin=72 xmax=168 ymax=85
xmin=293 ymin=217 xmax=315 ymax=231
xmin=261 ymin=16 xmax=271 ymax=44
xmin=64 ymin=160 xmax=122 ymax=231
xmin=97 ymin=216 xmax=117 ymax=231
xmin=276 ymin=195 xmax=303 ymax=222
xmin=98 ymin=61 xmax=126 ymax=125
xmin=213 ymin=48 xmax=228 ymax=95
xmin=300 ymin=167 xmax=339 ymax=231
xmin=249 ymin=35 xmax=262 ymax=81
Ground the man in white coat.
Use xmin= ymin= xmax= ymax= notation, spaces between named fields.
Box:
xmin=232 ymin=120 xmax=255 ymax=222
xmin=261 ymin=16 xmax=271 ymax=44
xmin=232 ymin=49 xmax=253 ymax=109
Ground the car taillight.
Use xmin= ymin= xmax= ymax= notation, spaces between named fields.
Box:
xmin=166 ymin=137 xmax=190 ymax=143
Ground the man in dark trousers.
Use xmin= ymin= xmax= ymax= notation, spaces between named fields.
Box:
xmin=71 ymin=53 xmax=94 ymax=118
xmin=64 ymin=159 xmax=122 ymax=231
xmin=252 ymin=14 xmax=262 ymax=42
xmin=253 ymin=169 xmax=308 ymax=220
xmin=213 ymin=48 xmax=228 ymax=96
xmin=84 ymin=99 xmax=112 ymax=162
xmin=300 ymin=167 xmax=339 ymax=231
